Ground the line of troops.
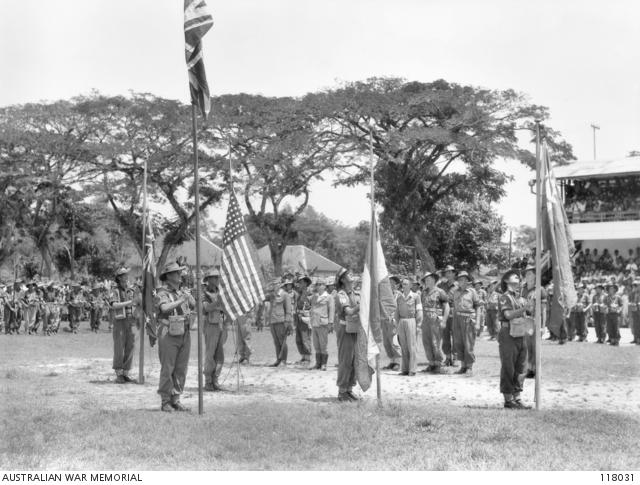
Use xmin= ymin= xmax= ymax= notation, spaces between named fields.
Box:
xmin=0 ymin=279 xmax=120 ymax=335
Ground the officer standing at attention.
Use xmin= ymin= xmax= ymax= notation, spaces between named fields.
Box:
xmin=395 ymin=277 xmax=423 ymax=376
xmin=485 ymin=280 xmax=500 ymax=340
xmin=109 ymin=268 xmax=140 ymax=384
xmin=452 ymin=271 xmax=480 ymax=375
xmin=473 ymin=281 xmax=487 ymax=337
xmin=310 ymin=277 xmax=335 ymax=370
xmin=571 ymin=284 xmax=590 ymax=342
xmin=336 ymin=268 xmax=360 ymax=402
xmin=268 ymin=278 xmax=294 ymax=367
xmin=591 ymin=283 xmax=606 ymax=343
xmin=381 ymin=275 xmax=402 ymax=371
xmin=156 ymin=262 xmax=195 ymax=412
xmin=420 ymin=272 xmax=450 ymax=373
xmin=520 ymin=266 xmax=547 ymax=379
xmin=294 ymin=275 xmax=313 ymax=367
xmin=438 ymin=266 xmax=459 ymax=367
xmin=498 ymin=270 xmax=533 ymax=409
xmin=604 ymin=283 xmax=622 ymax=346
xmin=202 ymin=269 xmax=227 ymax=391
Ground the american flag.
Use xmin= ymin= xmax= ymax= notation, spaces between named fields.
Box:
xmin=184 ymin=0 xmax=213 ymax=119
xmin=142 ymin=213 xmax=157 ymax=338
xmin=219 ymin=190 xmax=266 ymax=321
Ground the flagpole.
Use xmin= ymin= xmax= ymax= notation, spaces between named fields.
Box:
xmin=139 ymin=159 xmax=148 ymax=385
xmin=229 ymin=139 xmax=241 ymax=393
xmin=192 ymin=105 xmax=204 ymax=415
xmin=369 ymin=123 xmax=382 ymax=405
xmin=534 ymin=119 xmax=543 ymax=411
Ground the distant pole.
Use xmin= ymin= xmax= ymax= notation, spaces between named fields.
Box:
xmin=192 ymin=105 xmax=204 ymax=416
xmin=139 ymin=158 xmax=148 ymax=385
xmin=591 ymin=124 xmax=600 ymax=160
xmin=369 ymin=123 xmax=382 ymax=405
xmin=534 ymin=119 xmax=543 ymax=410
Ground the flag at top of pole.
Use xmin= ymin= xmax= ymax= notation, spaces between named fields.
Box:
xmin=218 ymin=190 xmax=266 ymax=322
xmin=184 ymin=0 xmax=213 ymax=119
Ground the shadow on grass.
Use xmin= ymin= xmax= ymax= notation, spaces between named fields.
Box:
xmin=89 ymin=379 xmax=117 ymax=385
xmin=305 ymin=397 xmax=338 ymax=404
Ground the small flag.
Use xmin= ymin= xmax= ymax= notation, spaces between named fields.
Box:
xmin=219 ymin=190 xmax=266 ymax=321
xmin=357 ymin=213 xmax=396 ymax=391
xmin=142 ymin=213 xmax=157 ymax=340
xmin=184 ymin=0 xmax=213 ymax=119
xmin=541 ymin=142 xmax=577 ymax=335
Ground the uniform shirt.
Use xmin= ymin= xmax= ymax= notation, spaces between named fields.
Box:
xmin=476 ymin=288 xmax=487 ymax=308
xmin=487 ymin=290 xmax=500 ymax=310
xmin=571 ymin=293 xmax=590 ymax=313
xmin=629 ymin=288 xmax=640 ymax=312
xmin=202 ymin=288 xmax=225 ymax=326
xmin=310 ymin=291 xmax=335 ymax=327
xmin=337 ymin=289 xmax=360 ymax=326
xmin=269 ymin=289 xmax=293 ymax=325
xmin=155 ymin=286 xmax=192 ymax=322
xmin=604 ymin=294 xmax=623 ymax=314
xmin=520 ymin=283 xmax=548 ymax=318
xmin=498 ymin=289 xmax=525 ymax=322
xmin=395 ymin=291 xmax=422 ymax=319
xmin=452 ymin=287 xmax=480 ymax=315
xmin=420 ymin=287 xmax=448 ymax=315
xmin=109 ymin=286 xmax=134 ymax=320
xmin=591 ymin=292 xmax=606 ymax=313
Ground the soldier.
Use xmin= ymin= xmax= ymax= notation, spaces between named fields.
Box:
xmin=394 ymin=277 xmax=422 ymax=376
xmin=89 ymin=284 xmax=106 ymax=333
xmin=498 ymin=269 xmax=533 ymax=409
xmin=294 ymin=274 xmax=313 ymax=367
xmin=109 ymin=268 xmax=140 ymax=384
xmin=67 ymin=283 xmax=86 ymax=333
xmin=156 ymin=262 xmax=194 ymax=412
xmin=48 ymin=284 xmax=63 ymax=335
xmin=520 ymin=266 xmax=547 ymax=379
xmin=485 ymin=280 xmax=500 ymax=340
xmin=591 ymin=283 xmax=606 ymax=343
xmin=571 ymin=284 xmax=591 ymax=342
xmin=202 ymin=269 xmax=228 ymax=391
xmin=24 ymin=281 xmax=39 ymax=334
xmin=452 ymin=271 xmax=481 ymax=375
xmin=473 ymin=280 xmax=487 ymax=337
xmin=381 ymin=275 xmax=402 ymax=371
xmin=420 ymin=272 xmax=449 ymax=373
xmin=629 ymin=280 xmax=640 ymax=344
xmin=268 ymin=278 xmax=294 ymax=367
xmin=310 ymin=277 xmax=335 ymax=370
xmin=335 ymin=268 xmax=360 ymax=402
xmin=438 ymin=265 xmax=459 ymax=367
xmin=604 ymin=283 xmax=622 ymax=346
xmin=40 ymin=283 xmax=53 ymax=335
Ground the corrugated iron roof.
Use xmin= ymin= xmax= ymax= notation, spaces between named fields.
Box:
xmin=554 ymin=156 xmax=640 ymax=180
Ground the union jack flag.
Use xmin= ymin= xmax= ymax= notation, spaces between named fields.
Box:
xmin=219 ymin=190 xmax=266 ymax=321
xmin=184 ymin=0 xmax=213 ymax=119
xmin=142 ymin=213 xmax=157 ymax=338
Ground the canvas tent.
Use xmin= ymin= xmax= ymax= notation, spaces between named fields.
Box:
xmin=256 ymin=245 xmax=342 ymax=279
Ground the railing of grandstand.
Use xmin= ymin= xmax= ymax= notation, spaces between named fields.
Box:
xmin=566 ymin=210 xmax=640 ymax=223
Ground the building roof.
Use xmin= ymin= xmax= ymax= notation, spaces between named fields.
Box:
xmin=125 ymin=235 xmax=222 ymax=268
xmin=257 ymin=245 xmax=342 ymax=274
xmin=554 ymin=156 xmax=640 ymax=180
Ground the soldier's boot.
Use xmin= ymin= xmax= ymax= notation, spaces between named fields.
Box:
xmin=161 ymin=401 xmax=174 ymax=412
xmin=321 ymin=353 xmax=328 ymax=371
xmin=204 ymin=380 xmax=215 ymax=392
xmin=313 ymin=353 xmax=322 ymax=370
xmin=212 ymin=376 xmax=226 ymax=392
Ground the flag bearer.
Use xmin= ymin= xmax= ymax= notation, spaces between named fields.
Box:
xmin=420 ymin=272 xmax=449 ymax=373
xmin=202 ymin=269 xmax=227 ymax=391
xmin=521 ymin=266 xmax=547 ymax=379
xmin=110 ymin=268 xmax=140 ymax=384
xmin=604 ymin=283 xmax=622 ymax=346
xmin=310 ymin=277 xmax=335 ymax=370
xmin=452 ymin=271 xmax=481 ymax=375
xmin=156 ymin=262 xmax=194 ymax=412
xmin=335 ymin=268 xmax=360 ymax=402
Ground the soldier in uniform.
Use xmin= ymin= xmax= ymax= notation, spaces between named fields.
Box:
xmin=294 ymin=275 xmax=313 ymax=367
xmin=67 ymin=283 xmax=86 ymax=333
xmin=420 ymin=272 xmax=449 ymax=373
xmin=89 ymin=284 xmax=106 ymax=333
xmin=156 ymin=262 xmax=195 ymax=412
xmin=473 ymin=280 xmax=487 ymax=337
xmin=394 ymin=277 xmax=423 ymax=376
xmin=604 ymin=283 xmax=622 ymax=346
xmin=310 ymin=277 xmax=335 ymax=370
xmin=336 ymin=268 xmax=360 ymax=402
xmin=630 ymin=280 xmax=640 ymax=344
xmin=520 ymin=266 xmax=547 ymax=379
xmin=498 ymin=269 xmax=533 ymax=409
xmin=591 ymin=283 xmax=606 ymax=343
xmin=24 ymin=281 xmax=39 ymax=334
xmin=202 ymin=269 xmax=228 ymax=391
xmin=381 ymin=275 xmax=402 ymax=371
xmin=571 ymin=284 xmax=590 ymax=342
xmin=109 ymin=268 xmax=140 ymax=383
xmin=485 ymin=280 xmax=500 ymax=340
xmin=48 ymin=284 xmax=63 ymax=335
xmin=438 ymin=265 xmax=459 ymax=367
xmin=452 ymin=271 xmax=481 ymax=375
xmin=268 ymin=278 xmax=294 ymax=367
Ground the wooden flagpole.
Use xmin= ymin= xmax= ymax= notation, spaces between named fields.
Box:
xmin=228 ymin=139 xmax=241 ymax=393
xmin=369 ymin=123 xmax=382 ymax=405
xmin=139 ymin=158 xmax=147 ymax=384
xmin=534 ymin=120 xmax=543 ymax=410
xmin=192 ymin=105 xmax=204 ymax=415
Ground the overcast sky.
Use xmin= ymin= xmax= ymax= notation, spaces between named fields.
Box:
xmin=2 ymin=0 xmax=639 ymax=233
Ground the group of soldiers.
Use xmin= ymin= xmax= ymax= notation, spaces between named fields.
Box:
xmin=0 ymin=279 xmax=118 ymax=335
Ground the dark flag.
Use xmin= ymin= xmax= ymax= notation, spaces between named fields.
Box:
xmin=184 ymin=0 xmax=213 ymax=119
xmin=142 ymin=214 xmax=157 ymax=343
xmin=219 ymin=190 xmax=266 ymax=321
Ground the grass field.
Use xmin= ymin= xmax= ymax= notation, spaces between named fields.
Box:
xmin=1 ymin=321 xmax=639 ymax=470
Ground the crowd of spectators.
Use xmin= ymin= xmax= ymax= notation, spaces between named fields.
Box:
xmin=564 ymin=177 xmax=640 ymax=217
xmin=573 ymin=247 xmax=640 ymax=277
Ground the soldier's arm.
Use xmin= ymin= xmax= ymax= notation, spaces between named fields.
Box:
xmin=328 ymin=294 xmax=335 ymax=324
xmin=415 ymin=295 xmax=423 ymax=325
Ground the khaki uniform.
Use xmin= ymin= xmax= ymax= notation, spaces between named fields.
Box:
xmin=381 ymin=289 xmax=402 ymax=366
xmin=202 ymin=289 xmax=227 ymax=386
xmin=310 ymin=290 xmax=335 ymax=368
xmin=591 ymin=292 xmax=607 ymax=342
xmin=336 ymin=289 xmax=358 ymax=393
xmin=156 ymin=286 xmax=194 ymax=405
xmin=109 ymin=286 xmax=138 ymax=377
xmin=67 ymin=289 xmax=86 ymax=332
xmin=475 ymin=288 xmax=487 ymax=336
xmin=420 ymin=286 xmax=449 ymax=368
xmin=438 ymin=280 xmax=458 ymax=364
xmin=486 ymin=290 xmax=500 ymax=338
xmin=498 ymin=291 xmax=527 ymax=401
xmin=268 ymin=289 xmax=293 ymax=363
xmin=294 ymin=289 xmax=312 ymax=362
xmin=570 ymin=292 xmax=589 ymax=341
xmin=452 ymin=287 xmax=480 ymax=370
xmin=520 ymin=284 xmax=547 ymax=374
xmin=604 ymin=294 xmax=622 ymax=346
xmin=395 ymin=291 xmax=422 ymax=374
xmin=629 ymin=288 xmax=640 ymax=344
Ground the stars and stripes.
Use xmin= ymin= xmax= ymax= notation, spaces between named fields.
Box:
xmin=219 ymin=190 xmax=266 ymax=321
xmin=184 ymin=0 xmax=213 ymax=119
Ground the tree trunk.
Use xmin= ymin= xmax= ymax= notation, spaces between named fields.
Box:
xmin=39 ymin=244 xmax=53 ymax=278
xmin=413 ymin=235 xmax=436 ymax=273
xmin=269 ymin=243 xmax=285 ymax=277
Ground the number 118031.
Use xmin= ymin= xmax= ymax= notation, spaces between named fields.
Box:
xmin=601 ymin=474 xmax=634 ymax=482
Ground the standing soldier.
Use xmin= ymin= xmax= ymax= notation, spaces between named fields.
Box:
xmin=294 ymin=275 xmax=313 ymax=368
xmin=335 ymin=268 xmax=360 ymax=402
xmin=40 ymin=283 xmax=53 ymax=335
xmin=89 ymin=284 xmax=105 ymax=333
xmin=438 ymin=266 xmax=459 ymax=367
xmin=109 ymin=268 xmax=140 ymax=384
xmin=310 ymin=277 xmax=335 ymax=370
xmin=473 ymin=281 xmax=487 ymax=337
xmin=571 ymin=284 xmax=590 ymax=342
xmin=381 ymin=275 xmax=402 ymax=371
xmin=520 ymin=266 xmax=547 ymax=379
xmin=156 ymin=262 xmax=194 ymax=412
xmin=630 ymin=280 xmax=640 ymax=345
xmin=452 ymin=271 xmax=481 ymax=375
xmin=48 ymin=284 xmax=63 ymax=335
xmin=395 ymin=277 xmax=423 ymax=376
xmin=485 ymin=280 xmax=500 ymax=340
xmin=202 ymin=269 xmax=227 ymax=391
xmin=268 ymin=278 xmax=294 ymax=367
xmin=24 ymin=281 xmax=39 ymax=334
xmin=67 ymin=283 xmax=86 ymax=333
xmin=420 ymin=272 xmax=449 ymax=374
xmin=604 ymin=283 xmax=622 ymax=346
xmin=591 ymin=283 xmax=607 ymax=343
